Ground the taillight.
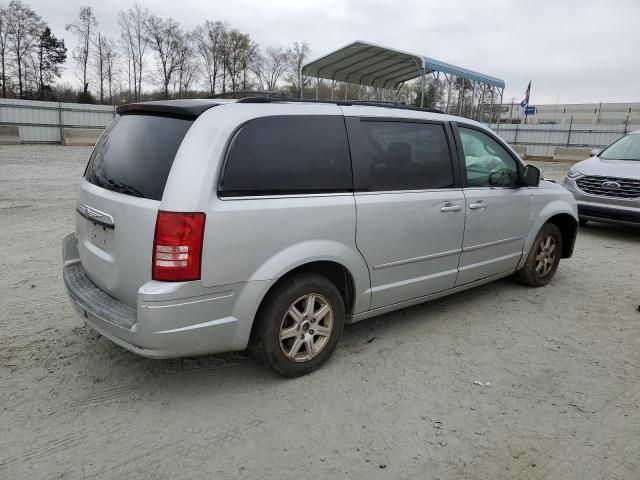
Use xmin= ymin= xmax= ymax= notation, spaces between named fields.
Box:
xmin=152 ymin=211 xmax=206 ymax=282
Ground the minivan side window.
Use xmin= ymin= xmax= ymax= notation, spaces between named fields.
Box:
xmin=352 ymin=120 xmax=454 ymax=191
xmin=458 ymin=127 xmax=519 ymax=187
xmin=219 ymin=115 xmax=352 ymax=196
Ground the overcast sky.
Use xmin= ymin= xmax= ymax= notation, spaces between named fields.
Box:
xmin=26 ymin=0 xmax=640 ymax=104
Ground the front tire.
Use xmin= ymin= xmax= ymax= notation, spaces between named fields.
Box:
xmin=514 ymin=223 xmax=563 ymax=287
xmin=250 ymin=273 xmax=345 ymax=377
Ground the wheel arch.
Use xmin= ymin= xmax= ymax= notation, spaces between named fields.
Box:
xmin=545 ymin=213 xmax=578 ymax=258
xmin=265 ymin=260 xmax=357 ymax=315
xmin=519 ymin=202 xmax=578 ymax=269
xmin=246 ymin=260 xmax=359 ymax=348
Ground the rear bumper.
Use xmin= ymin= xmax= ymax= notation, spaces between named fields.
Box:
xmin=62 ymin=232 xmax=267 ymax=359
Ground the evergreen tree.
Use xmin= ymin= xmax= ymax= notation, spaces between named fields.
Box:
xmin=37 ymin=26 xmax=66 ymax=99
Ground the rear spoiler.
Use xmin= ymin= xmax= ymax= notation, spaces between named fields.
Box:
xmin=116 ymin=100 xmax=219 ymax=118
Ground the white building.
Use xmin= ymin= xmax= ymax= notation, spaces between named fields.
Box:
xmin=498 ymin=101 xmax=640 ymax=127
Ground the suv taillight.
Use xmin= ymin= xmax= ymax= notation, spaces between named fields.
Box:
xmin=152 ymin=211 xmax=206 ymax=282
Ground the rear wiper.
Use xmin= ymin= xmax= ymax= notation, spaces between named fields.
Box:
xmin=100 ymin=177 xmax=144 ymax=197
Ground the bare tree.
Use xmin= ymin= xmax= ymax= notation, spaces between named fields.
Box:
xmin=145 ymin=15 xmax=182 ymax=99
xmin=174 ymin=32 xmax=198 ymax=97
xmin=285 ymin=41 xmax=310 ymax=96
xmin=65 ymin=6 xmax=96 ymax=96
xmin=92 ymin=32 xmax=106 ymax=102
xmin=103 ymin=37 xmax=117 ymax=104
xmin=224 ymin=29 xmax=251 ymax=92
xmin=240 ymin=40 xmax=258 ymax=91
xmin=5 ymin=0 xmax=42 ymax=98
xmin=0 ymin=5 xmax=9 ymax=97
xmin=193 ymin=20 xmax=226 ymax=95
xmin=118 ymin=4 xmax=147 ymax=101
xmin=253 ymin=46 xmax=287 ymax=91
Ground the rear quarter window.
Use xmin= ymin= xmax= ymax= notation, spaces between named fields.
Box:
xmin=84 ymin=114 xmax=193 ymax=201
xmin=219 ymin=115 xmax=352 ymax=196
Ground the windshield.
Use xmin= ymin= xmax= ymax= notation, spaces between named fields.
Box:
xmin=599 ymin=133 xmax=640 ymax=161
xmin=84 ymin=114 xmax=193 ymax=200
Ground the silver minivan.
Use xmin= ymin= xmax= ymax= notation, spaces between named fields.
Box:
xmin=62 ymin=98 xmax=578 ymax=376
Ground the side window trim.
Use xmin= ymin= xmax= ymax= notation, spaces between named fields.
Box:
xmin=451 ymin=121 xmax=525 ymax=188
xmin=345 ymin=116 xmax=461 ymax=192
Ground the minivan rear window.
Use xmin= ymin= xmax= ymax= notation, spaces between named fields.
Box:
xmin=84 ymin=114 xmax=193 ymax=201
xmin=219 ymin=115 xmax=352 ymax=196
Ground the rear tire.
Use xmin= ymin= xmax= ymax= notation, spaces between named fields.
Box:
xmin=249 ymin=273 xmax=345 ymax=377
xmin=514 ymin=223 xmax=563 ymax=287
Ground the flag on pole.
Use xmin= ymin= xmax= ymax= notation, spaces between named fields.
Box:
xmin=520 ymin=80 xmax=531 ymax=108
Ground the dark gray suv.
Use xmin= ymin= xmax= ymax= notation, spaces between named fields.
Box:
xmin=563 ymin=130 xmax=640 ymax=226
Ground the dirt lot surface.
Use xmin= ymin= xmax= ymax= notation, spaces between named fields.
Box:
xmin=1 ymin=145 xmax=639 ymax=479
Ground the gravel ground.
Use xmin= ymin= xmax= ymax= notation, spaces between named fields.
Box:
xmin=1 ymin=145 xmax=639 ymax=480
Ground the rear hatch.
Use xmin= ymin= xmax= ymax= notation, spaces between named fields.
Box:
xmin=76 ymin=110 xmax=196 ymax=308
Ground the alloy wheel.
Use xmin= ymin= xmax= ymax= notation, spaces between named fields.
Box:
xmin=278 ymin=293 xmax=334 ymax=362
xmin=535 ymin=235 xmax=557 ymax=276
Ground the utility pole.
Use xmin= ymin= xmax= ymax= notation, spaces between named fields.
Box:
xmin=509 ymin=97 xmax=514 ymax=123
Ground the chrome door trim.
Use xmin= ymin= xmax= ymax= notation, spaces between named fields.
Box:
xmin=218 ymin=192 xmax=354 ymax=201
xmin=372 ymin=248 xmax=463 ymax=270
xmin=463 ymin=235 xmax=524 ymax=252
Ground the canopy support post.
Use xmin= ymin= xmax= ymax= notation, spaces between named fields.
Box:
xmin=458 ymin=77 xmax=464 ymax=116
xmin=315 ymin=77 xmax=320 ymax=100
xmin=445 ymin=74 xmax=453 ymax=114
xmin=331 ymin=80 xmax=335 ymax=100
xmin=489 ymin=86 xmax=495 ymax=128
xmin=470 ymin=80 xmax=476 ymax=118
xmin=345 ymin=82 xmax=349 ymax=101
xmin=299 ymin=67 xmax=303 ymax=99
xmin=420 ymin=69 xmax=425 ymax=108
xmin=496 ymin=87 xmax=504 ymax=133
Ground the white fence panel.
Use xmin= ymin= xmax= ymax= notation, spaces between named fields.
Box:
xmin=493 ymin=123 xmax=630 ymax=158
xmin=0 ymin=98 xmax=116 ymax=143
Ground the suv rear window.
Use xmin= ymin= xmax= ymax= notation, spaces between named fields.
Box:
xmin=85 ymin=114 xmax=193 ymax=200
xmin=219 ymin=115 xmax=352 ymax=196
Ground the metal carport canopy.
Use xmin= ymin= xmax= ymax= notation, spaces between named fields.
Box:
xmin=301 ymin=40 xmax=505 ymax=89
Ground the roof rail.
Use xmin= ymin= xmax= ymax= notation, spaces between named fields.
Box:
xmin=209 ymin=90 xmax=288 ymax=99
xmin=235 ymin=96 xmax=445 ymax=114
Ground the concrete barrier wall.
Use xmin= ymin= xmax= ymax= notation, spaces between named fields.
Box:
xmin=552 ymin=147 xmax=592 ymax=162
xmin=0 ymin=125 xmax=21 ymax=144
xmin=62 ymin=128 xmax=104 ymax=146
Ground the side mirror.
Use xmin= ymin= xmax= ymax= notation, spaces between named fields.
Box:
xmin=590 ymin=148 xmax=601 ymax=157
xmin=522 ymin=165 xmax=541 ymax=187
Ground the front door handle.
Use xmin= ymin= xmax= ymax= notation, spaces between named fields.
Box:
xmin=469 ymin=201 xmax=488 ymax=210
xmin=440 ymin=203 xmax=462 ymax=213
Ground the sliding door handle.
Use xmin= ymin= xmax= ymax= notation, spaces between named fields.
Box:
xmin=440 ymin=204 xmax=462 ymax=213
xmin=469 ymin=201 xmax=488 ymax=210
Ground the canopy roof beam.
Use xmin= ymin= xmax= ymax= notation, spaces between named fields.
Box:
xmin=302 ymin=41 xmax=505 ymax=103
